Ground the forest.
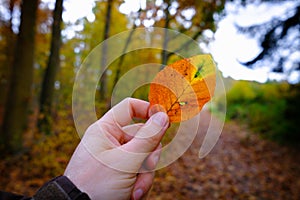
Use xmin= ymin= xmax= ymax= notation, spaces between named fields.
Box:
xmin=0 ymin=0 xmax=299 ymax=199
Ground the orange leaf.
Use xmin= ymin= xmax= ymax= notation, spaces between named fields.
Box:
xmin=148 ymin=54 xmax=216 ymax=122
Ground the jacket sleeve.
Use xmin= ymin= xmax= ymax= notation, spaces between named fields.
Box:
xmin=0 ymin=191 xmax=31 ymax=200
xmin=0 ymin=176 xmax=90 ymax=200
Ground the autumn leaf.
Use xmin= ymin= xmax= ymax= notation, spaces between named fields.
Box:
xmin=148 ymin=54 xmax=216 ymax=122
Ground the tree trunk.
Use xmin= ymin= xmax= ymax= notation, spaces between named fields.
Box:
xmin=0 ymin=0 xmax=17 ymax=127
xmin=38 ymin=0 xmax=63 ymax=134
xmin=99 ymin=0 xmax=113 ymax=104
xmin=166 ymin=31 xmax=202 ymax=58
xmin=1 ymin=0 xmax=39 ymax=154
xmin=112 ymin=9 xmax=141 ymax=91
xmin=161 ymin=0 xmax=171 ymax=69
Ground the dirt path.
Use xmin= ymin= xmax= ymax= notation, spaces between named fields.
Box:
xmin=148 ymin=110 xmax=300 ymax=200
xmin=1 ymin=110 xmax=299 ymax=199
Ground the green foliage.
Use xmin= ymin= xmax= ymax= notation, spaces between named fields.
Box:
xmin=131 ymin=84 xmax=150 ymax=101
xmin=218 ymin=80 xmax=300 ymax=146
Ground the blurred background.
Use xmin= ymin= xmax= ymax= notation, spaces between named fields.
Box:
xmin=0 ymin=0 xmax=299 ymax=199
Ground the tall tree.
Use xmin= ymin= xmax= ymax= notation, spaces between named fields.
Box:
xmin=112 ymin=8 xmax=142 ymax=90
xmin=161 ymin=0 xmax=171 ymax=67
xmin=99 ymin=0 xmax=113 ymax=104
xmin=38 ymin=0 xmax=64 ymax=134
xmin=1 ymin=0 xmax=39 ymax=154
xmin=69 ymin=0 xmax=128 ymax=115
xmin=0 ymin=0 xmax=18 ymax=124
xmin=231 ymin=0 xmax=300 ymax=80
xmin=142 ymin=0 xmax=225 ymax=66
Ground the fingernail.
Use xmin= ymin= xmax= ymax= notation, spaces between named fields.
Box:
xmin=133 ymin=188 xmax=143 ymax=200
xmin=152 ymin=112 xmax=168 ymax=127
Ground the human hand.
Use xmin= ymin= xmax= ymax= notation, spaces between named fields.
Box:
xmin=64 ymin=98 xmax=169 ymax=200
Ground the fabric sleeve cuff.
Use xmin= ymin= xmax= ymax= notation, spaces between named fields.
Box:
xmin=33 ymin=176 xmax=90 ymax=200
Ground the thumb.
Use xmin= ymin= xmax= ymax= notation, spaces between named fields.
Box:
xmin=123 ymin=111 xmax=169 ymax=154
xmin=96 ymin=112 xmax=169 ymax=173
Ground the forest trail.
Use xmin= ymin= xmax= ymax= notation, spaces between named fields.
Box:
xmin=148 ymin=110 xmax=300 ymax=200
xmin=1 ymin=109 xmax=299 ymax=199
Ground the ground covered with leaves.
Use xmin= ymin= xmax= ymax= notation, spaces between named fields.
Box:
xmin=1 ymin=110 xmax=300 ymax=199
xmin=148 ymin=110 xmax=300 ymax=199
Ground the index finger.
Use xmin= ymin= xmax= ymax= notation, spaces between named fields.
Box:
xmin=100 ymin=98 xmax=150 ymax=127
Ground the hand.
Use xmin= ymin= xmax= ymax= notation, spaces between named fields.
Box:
xmin=64 ymin=98 xmax=169 ymax=200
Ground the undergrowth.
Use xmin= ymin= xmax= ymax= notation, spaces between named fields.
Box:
xmin=216 ymin=81 xmax=300 ymax=147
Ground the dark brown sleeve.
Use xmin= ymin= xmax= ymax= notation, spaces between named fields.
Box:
xmin=1 ymin=176 xmax=90 ymax=200
xmin=33 ymin=176 xmax=90 ymax=200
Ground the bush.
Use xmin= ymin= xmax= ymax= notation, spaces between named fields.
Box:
xmin=218 ymin=80 xmax=300 ymax=146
